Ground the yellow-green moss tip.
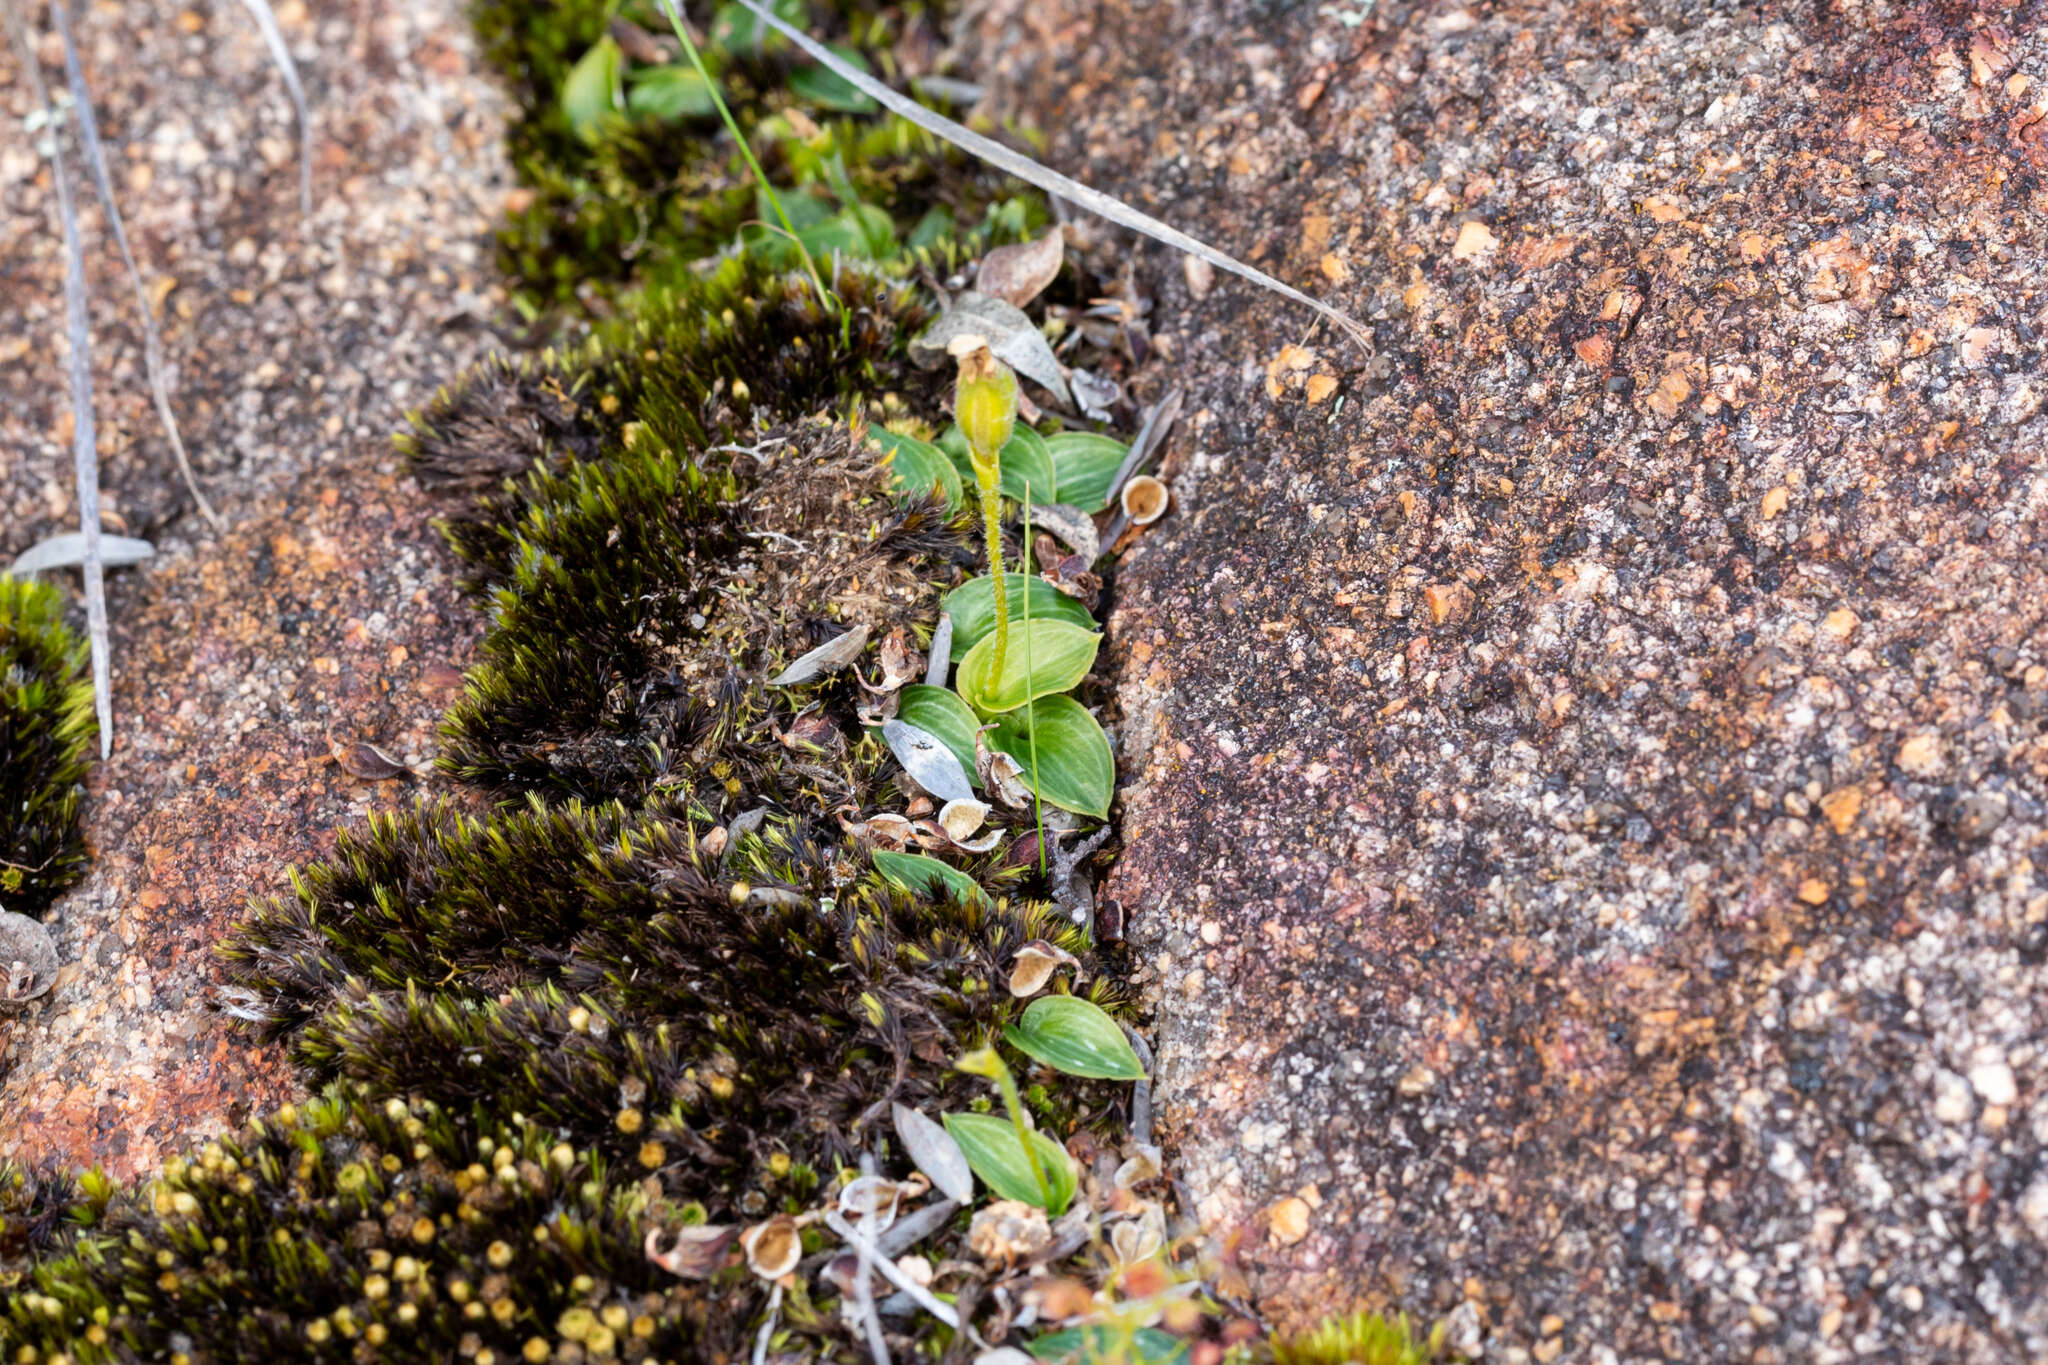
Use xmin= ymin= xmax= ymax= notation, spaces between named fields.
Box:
xmin=0 ymin=574 xmax=95 ymax=916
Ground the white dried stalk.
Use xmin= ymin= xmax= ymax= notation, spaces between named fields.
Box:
xmin=51 ymin=0 xmax=224 ymax=531
xmin=5 ymin=0 xmax=111 ymax=758
xmin=233 ymin=0 xmax=313 ymax=217
xmin=725 ymin=0 xmax=1369 ymax=350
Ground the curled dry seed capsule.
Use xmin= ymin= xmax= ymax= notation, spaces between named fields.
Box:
xmin=861 ymin=813 xmax=916 ymax=850
xmin=871 ymin=627 xmax=924 ymax=693
xmin=967 ymin=1200 xmax=1052 ymax=1268
xmin=1110 ymin=1218 xmax=1162 ymax=1267
xmin=976 ymin=731 xmax=1034 ymax=810
xmin=1009 ymin=940 xmax=1082 ymax=998
xmin=1120 ymin=474 xmax=1170 ymax=526
xmin=938 ymin=799 xmax=990 ymax=843
xmin=838 ymin=1175 xmax=904 ymax=1234
xmin=822 ymin=1252 xmax=872 ymax=1299
xmin=741 ymin=1214 xmax=802 ymax=1281
xmin=644 ymin=1224 xmax=738 ymax=1280
xmin=1114 ymin=1143 xmax=1163 ymax=1189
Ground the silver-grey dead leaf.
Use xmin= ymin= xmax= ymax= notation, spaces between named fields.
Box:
xmin=975 ymin=229 xmax=1064 ymax=308
xmin=1069 ymin=368 xmax=1122 ymax=421
xmin=0 ymin=910 xmax=60 ymax=1006
xmin=913 ymin=292 xmax=1073 ymax=408
xmin=882 ymin=719 xmax=975 ymax=804
xmin=769 ymin=624 xmax=869 ymax=685
xmin=1029 ymin=503 xmax=1100 ymax=562
xmin=891 ymin=1103 xmax=975 ymax=1203
xmin=10 ymin=533 xmax=156 ymax=576
xmin=926 ymin=613 xmax=953 ymax=685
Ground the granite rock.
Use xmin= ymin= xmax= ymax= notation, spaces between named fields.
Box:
xmin=1011 ymin=0 xmax=2048 ymax=1358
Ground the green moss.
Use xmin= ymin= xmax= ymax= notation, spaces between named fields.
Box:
xmin=0 ymin=575 xmax=94 ymax=916
xmin=2 ymin=1 xmax=1134 ymax=1355
xmin=1 ymin=1093 xmax=749 ymax=1363
xmin=223 ymin=795 xmax=1113 ymax=1213
xmin=399 ymin=255 xmax=976 ymax=810
xmin=0 ymin=1160 xmax=86 ymax=1274
xmin=1271 ymin=1311 xmax=1444 ymax=1365
xmin=469 ymin=0 xmax=1042 ymax=306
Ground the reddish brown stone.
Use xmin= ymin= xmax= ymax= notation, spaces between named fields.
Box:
xmin=0 ymin=0 xmax=506 ymax=1177
xmin=1007 ymin=0 xmax=2048 ymax=1357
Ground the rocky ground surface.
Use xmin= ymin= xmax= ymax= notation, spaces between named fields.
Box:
xmin=7 ymin=0 xmax=2048 ymax=1360
xmin=0 ymin=0 xmax=506 ymax=1176
xmin=994 ymin=0 xmax=2048 ymax=1359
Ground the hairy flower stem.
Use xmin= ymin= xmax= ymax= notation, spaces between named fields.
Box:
xmin=954 ymin=338 xmax=1020 ymax=683
xmin=958 ymin=1046 xmax=1054 ymax=1210
xmin=981 ymin=480 xmax=1007 ymax=682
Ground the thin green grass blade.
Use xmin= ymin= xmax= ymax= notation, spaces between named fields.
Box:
xmin=1022 ymin=488 xmax=1045 ymax=871
xmin=653 ymin=0 xmax=836 ymax=322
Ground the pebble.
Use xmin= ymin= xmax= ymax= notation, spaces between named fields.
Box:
xmin=1969 ymin=1056 xmax=2018 ymax=1107
xmin=1932 ymin=1070 xmax=1975 ymax=1124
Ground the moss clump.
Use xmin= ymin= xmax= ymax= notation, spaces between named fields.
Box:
xmin=1 ymin=1093 xmax=749 ymax=1363
xmin=0 ymin=575 xmax=94 ymax=916
xmin=1272 ymin=1311 xmax=1443 ymax=1365
xmin=0 ymin=1160 xmax=86 ymax=1274
xmin=470 ymin=0 xmax=1042 ymax=307
xmin=402 ymin=256 xmax=969 ymax=810
xmin=223 ymin=796 xmax=1114 ymax=1213
xmin=401 ymin=255 xmax=937 ymax=588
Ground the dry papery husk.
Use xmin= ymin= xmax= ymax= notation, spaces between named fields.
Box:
xmin=742 ymin=1213 xmax=803 ymax=1280
xmin=1120 ymin=474 xmax=1169 ymax=526
xmin=1009 ymin=938 xmax=1083 ymax=997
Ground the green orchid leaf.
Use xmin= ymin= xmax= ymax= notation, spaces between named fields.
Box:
xmin=1004 ymin=996 xmax=1144 ymax=1080
xmin=874 ymin=850 xmax=984 ymax=905
xmin=998 ymin=425 xmax=1058 ymax=505
xmin=709 ymin=0 xmax=805 ymax=54
xmin=942 ymin=575 xmax=1096 ymax=663
xmin=941 ymin=1112 xmax=1076 ymax=1212
xmin=1028 ymin=1328 xmax=1189 ymax=1365
xmin=957 ymin=620 xmax=1100 ymax=715
xmin=894 ymin=684 xmax=981 ymax=781
xmin=626 ymin=64 xmax=718 ymax=121
xmin=562 ymin=36 xmax=622 ymax=143
xmin=1043 ymin=432 xmax=1128 ymax=514
xmin=871 ymin=430 xmax=964 ymax=510
xmin=789 ymin=45 xmax=879 ymax=112
xmin=986 ymin=696 xmax=1113 ymax=819
xmin=937 ymin=424 xmax=975 ymax=485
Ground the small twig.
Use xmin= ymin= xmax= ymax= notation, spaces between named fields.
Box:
xmin=873 ymin=1197 xmax=958 ymax=1260
xmin=51 ymin=0 xmax=224 ymax=531
xmin=6 ymin=0 xmax=111 ymax=759
xmin=752 ymin=1282 xmax=783 ymax=1365
xmin=1106 ymin=387 xmax=1184 ymax=505
xmin=847 ymin=1216 xmax=892 ymax=1365
xmin=726 ymin=0 xmax=1370 ymax=351
xmin=231 ymin=0 xmax=314 ymax=218
xmin=826 ymin=1210 xmax=973 ymax=1335
xmin=1123 ymin=1025 xmax=1154 ymax=1146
